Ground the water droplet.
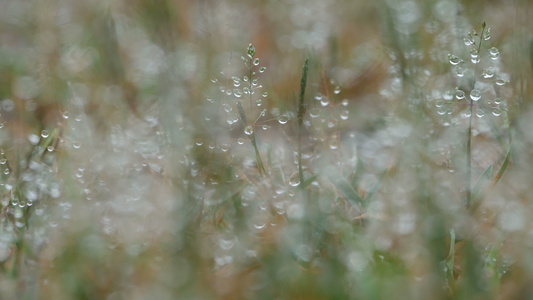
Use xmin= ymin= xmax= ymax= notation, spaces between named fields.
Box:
xmin=492 ymin=107 xmax=502 ymax=116
xmin=262 ymin=125 xmax=270 ymax=130
xmin=3 ymin=168 xmax=9 ymax=175
xmin=495 ymin=78 xmax=507 ymax=86
xmin=470 ymin=48 xmax=479 ymax=58
xmin=62 ymin=111 xmax=69 ymax=119
xmin=437 ymin=107 xmax=447 ymax=115
xmin=484 ymin=28 xmax=491 ymax=40
xmin=278 ymin=114 xmax=289 ymax=124
xmin=482 ymin=67 xmax=495 ymax=78
xmin=28 ymin=134 xmax=40 ymax=145
xmin=253 ymin=58 xmax=260 ymax=66
xmin=340 ymin=110 xmax=349 ymax=120
xmin=237 ymin=138 xmax=245 ymax=145
xmin=243 ymin=87 xmax=250 ymax=95
xmin=462 ymin=110 xmax=472 ymax=118
xmin=341 ymin=99 xmax=349 ymax=106
xmin=320 ymin=98 xmax=330 ymax=107
xmin=234 ymin=89 xmax=243 ymax=98
xmin=256 ymin=99 xmax=262 ymax=106
xmin=288 ymin=174 xmax=300 ymax=187
xmin=210 ymin=77 xmax=218 ymax=83
xmin=244 ymin=125 xmax=253 ymax=135
xmin=453 ymin=66 xmax=464 ymax=77
xmin=328 ymin=138 xmax=339 ymax=150
xmin=334 ymin=86 xmax=341 ymax=95
xmin=489 ymin=47 xmax=499 ymax=60
xmin=220 ymin=143 xmax=230 ymax=152
xmin=41 ymin=130 xmax=49 ymax=138
xmin=72 ymin=141 xmax=81 ymax=149
xmin=494 ymin=98 xmax=502 ymax=105
xmin=455 ymin=89 xmax=465 ymax=100
xmin=470 ymin=89 xmax=481 ymax=101
xmin=252 ymin=79 xmax=258 ymax=86
xmin=476 ymin=108 xmax=485 ymax=118
xmin=448 ymin=54 xmax=462 ymax=65
xmin=309 ymin=108 xmax=320 ymax=118
xmin=0 ymin=158 xmax=5 ymax=164
xmin=195 ymin=138 xmax=204 ymax=146
xmin=314 ymin=93 xmax=324 ymax=101
xmin=223 ymin=103 xmax=232 ymax=113
xmin=471 ymin=56 xmax=480 ymax=64
xmin=47 ymin=146 xmax=54 ymax=152
xmin=225 ymin=89 xmax=232 ymax=96
xmin=464 ymin=37 xmax=474 ymax=46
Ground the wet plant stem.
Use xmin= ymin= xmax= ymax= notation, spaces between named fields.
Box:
xmin=236 ymin=101 xmax=266 ymax=176
xmin=466 ymin=22 xmax=486 ymax=209
xmin=297 ymin=58 xmax=309 ymax=188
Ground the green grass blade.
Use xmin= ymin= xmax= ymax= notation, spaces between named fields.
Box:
xmin=493 ymin=145 xmax=511 ymax=185
xmin=334 ymin=178 xmax=364 ymax=211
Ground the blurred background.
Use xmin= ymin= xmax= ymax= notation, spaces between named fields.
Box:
xmin=0 ymin=0 xmax=532 ymax=299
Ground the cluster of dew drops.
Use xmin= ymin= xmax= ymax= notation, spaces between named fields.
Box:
xmin=445 ymin=25 xmax=507 ymax=120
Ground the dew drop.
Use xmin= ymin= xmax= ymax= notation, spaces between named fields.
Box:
xmin=210 ymin=77 xmax=218 ymax=83
xmin=309 ymin=108 xmax=320 ymax=118
xmin=341 ymin=99 xmax=349 ymax=106
xmin=47 ymin=146 xmax=54 ymax=152
xmin=495 ymin=78 xmax=507 ymax=86
xmin=237 ymin=138 xmax=245 ymax=145
xmin=41 ymin=130 xmax=49 ymax=138
xmin=492 ymin=107 xmax=502 ymax=116
xmin=234 ymin=89 xmax=243 ymax=98
xmin=244 ymin=125 xmax=253 ymax=135
xmin=256 ymin=99 xmax=262 ymax=106
xmin=62 ymin=111 xmax=69 ymax=119
xmin=476 ymin=108 xmax=485 ymax=118
xmin=195 ymin=138 xmax=204 ymax=146
xmin=464 ymin=37 xmax=474 ymax=46
xmin=259 ymin=66 xmax=266 ymax=73
xmin=261 ymin=92 xmax=268 ymax=98
xmin=470 ymin=89 xmax=481 ymax=101
xmin=494 ymin=98 xmax=502 ymax=105
xmin=482 ymin=67 xmax=495 ymax=79
xmin=333 ymin=86 xmax=341 ymax=95
xmin=340 ymin=110 xmax=349 ymax=120
xmin=72 ymin=141 xmax=81 ymax=149
xmin=484 ymin=28 xmax=491 ymax=40
xmin=28 ymin=134 xmax=40 ymax=145
xmin=455 ymin=66 xmax=465 ymax=77
xmin=448 ymin=54 xmax=462 ymax=65
xmin=262 ymin=125 xmax=270 ymax=130
xmin=314 ymin=93 xmax=324 ymax=101
xmin=252 ymin=79 xmax=258 ymax=86
xmin=288 ymin=174 xmax=300 ymax=187
xmin=253 ymin=58 xmax=260 ymax=66
xmin=489 ymin=47 xmax=499 ymax=60
xmin=470 ymin=48 xmax=479 ymax=58
xmin=278 ymin=114 xmax=289 ymax=124
xmin=0 ymin=158 xmax=5 ymax=164
xmin=320 ymin=98 xmax=330 ymax=107
xmin=3 ymin=168 xmax=9 ymax=175
xmin=223 ymin=103 xmax=232 ymax=113
xmin=462 ymin=110 xmax=472 ymax=118
xmin=455 ymin=89 xmax=465 ymax=100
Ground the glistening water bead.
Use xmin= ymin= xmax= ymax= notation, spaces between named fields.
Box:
xmin=244 ymin=125 xmax=253 ymax=135
xmin=455 ymin=89 xmax=465 ymax=100
xmin=470 ymin=89 xmax=481 ymax=101
xmin=448 ymin=54 xmax=462 ymax=65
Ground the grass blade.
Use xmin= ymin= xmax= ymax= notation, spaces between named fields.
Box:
xmin=493 ymin=145 xmax=511 ymax=185
xmin=334 ymin=178 xmax=364 ymax=210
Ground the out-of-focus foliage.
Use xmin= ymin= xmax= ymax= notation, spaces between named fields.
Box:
xmin=0 ymin=0 xmax=532 ymax=299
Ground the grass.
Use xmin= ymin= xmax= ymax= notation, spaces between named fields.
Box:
xmin=0 ymin=1 xmax=532 ymax=299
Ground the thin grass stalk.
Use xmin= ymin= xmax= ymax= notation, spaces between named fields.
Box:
xmin=297 ymin=58 xmax=309 ymax=188
xmin=236 ymin=101 xmax=266 ymax=176
xmin=466 ymin=22 xmax=486 ymax=209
